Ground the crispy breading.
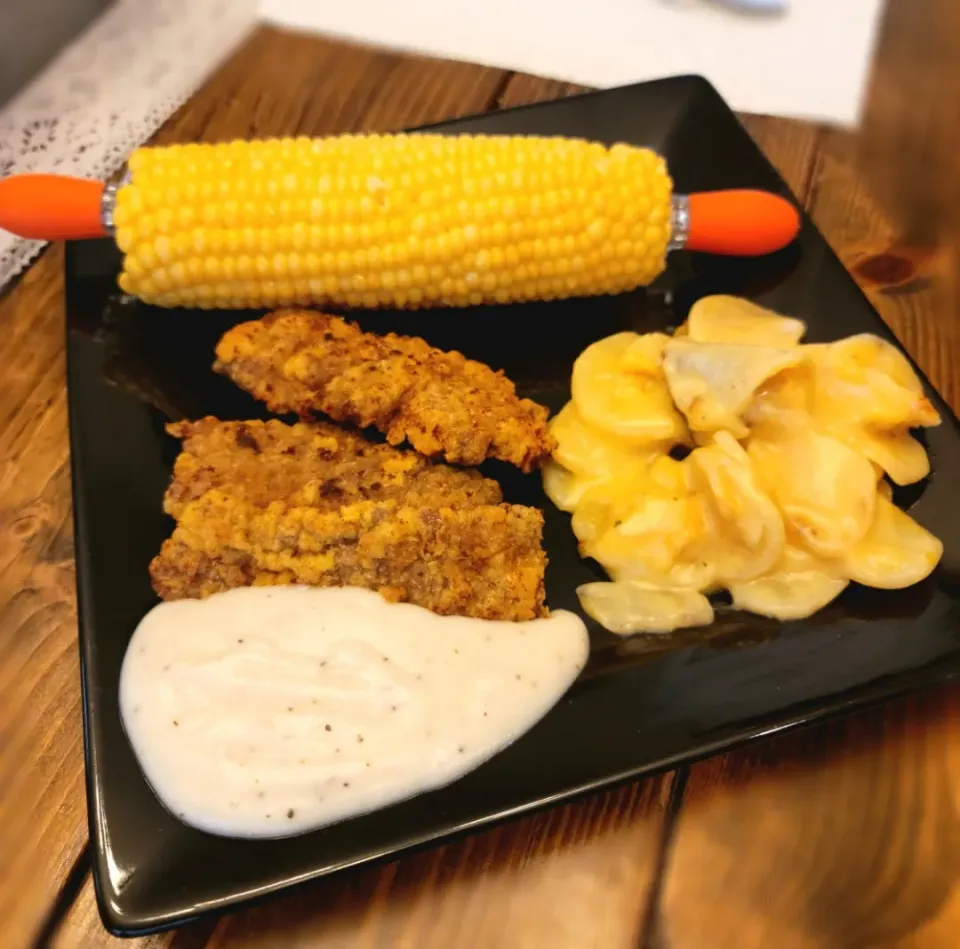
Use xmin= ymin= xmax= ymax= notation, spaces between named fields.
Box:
xmin=213 ymin=310 xmax=556 ymax=471
xmin=164 ymin=417 xmax=501 ymax=518
xmin=151 ymin=493 xmax=548 ymax=621
xmin=153 ymin=417 xmax=548 ymax=620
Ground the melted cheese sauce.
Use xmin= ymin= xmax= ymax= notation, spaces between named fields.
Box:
xmin=119 ymin=586 xmax=589 ymax=838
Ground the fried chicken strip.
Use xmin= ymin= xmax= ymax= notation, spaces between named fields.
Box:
xmin=213 ymin=310 xmax=556 ymax=471
xmin=153 ymin=417 xmax=548 ymax=620
xmin=151 ymin=493 xmax=548 ymax=621
xmin=164 ymin=417 xmax=502 ymax=518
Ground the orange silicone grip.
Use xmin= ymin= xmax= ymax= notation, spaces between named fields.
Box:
xmin=685 ymin=190 xmax=800 ymax=256
xmin=0 ymin=174 xmax=107 ymax=240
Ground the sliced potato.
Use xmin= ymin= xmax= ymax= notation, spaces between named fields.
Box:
xmin=730 ymin=546 xmax=848 ymax=621
xmin=571 ymin=332 xmax=688 ymax=444
xmin=731 ymin=573 xmax=848 ymax=621
xmin=577 ymin=580 xmax=714 ymax=635
xmin=832 ymin=426 xmax=931 ymax=487
xmin=663 ymin=338 xmax=805 ymax=438
xmin=619 ymin=332 xmax=673 ymax=375
xmin=570 ymin=482 xmax=640 ymax=544
xmin=686 ymin=295 xmax=806 ymax=347
xmin=744 ymin=361 xmax=814 ymax=436
xmin=823 ymin=334 xmax=927 ymax=396
xmin=541 ymin=461 xmax=601 ymax=513
xmin=810 ymin=334 xmax=940 ymax=432
xmin=747 ymin=430 xmax=876 ymax=558
xmin=844 ymin=494 xmax=943 ymax=589
xmin=553 ymin=312 xmax=945 ymax=631
xmin=642 ymin=453 xmax=692 ymax=497
xmin=578 ymin=452 xmax=711 ymax=587
xmin=549 ymin=401 xmax=655 ymax=478
xmin=687 ymin=433 xmax=785 ymax=584
xmin=583 ymin=493 xmax=711 ymax=584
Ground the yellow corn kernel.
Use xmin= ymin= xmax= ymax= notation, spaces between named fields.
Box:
xmin=114 ymin=133 xmax=673 ymax=309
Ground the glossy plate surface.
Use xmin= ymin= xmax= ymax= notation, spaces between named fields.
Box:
xmin=66 ymin=77 xmax=960 ymax=935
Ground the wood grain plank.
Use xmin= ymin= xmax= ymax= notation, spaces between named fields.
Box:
xmin=801 ymin=0 xmax=959 ymax=410
xmin=858 ymin=0 xmax=960 ymax=245
xmin=660 ymin=688 xmax=960 ymax=949
xmin=0 ymin=27 xmax=510 ymax=949
xmin=806 ymin=124 xmax=959 ymax=410
xmin=204 ymin=778 xmax=670 ymax=949
xmin=658 ymin=3 xmax=960 ymax=944
xmin=738 ymin=114 xmax=822 ymax=203
xmin=893 ymin=882 xmax=960 ymax=949
xmin=152 ymin=27 xmax=508 ymax=146
xmin=52 ymin=875 xmax=214 ymax=949
xmin=496 ymin=75 xmax=589 ymax=110
xmin=0 ymin=247 xmax=87 ymax=949
xmin=51 ymin=779 xmax=672 ymax=949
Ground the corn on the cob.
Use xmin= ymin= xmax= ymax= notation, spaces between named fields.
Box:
xmin=112 ymin=134 xmax=673 ymax=309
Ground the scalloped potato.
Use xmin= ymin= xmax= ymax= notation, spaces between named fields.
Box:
xmin=549 ymin=402 xmax=655 ymax=477
xmin=583 ymin=495 xmax=713 ymax=588
xmin=541 ymin=460 xmax=605 ymax=513
xmin=687 ymin=432 xmax=786 ymax=584
xmin=543 ymin=295 xmax=942 ymax=636
xmin=577 ymin=581 xmax=714 ymax=635
xmin=571 ymin=332 xmax=688 ymax=444
xmin=729 ymin=545 xmax=849 ymax=621
xmin=662 ymin=339 xmax=804 ymax=438
xmin=808 ymin=334 xmax=940 ymax=485
xmin=831 ymin=427 xmax=932 ymax=487
xmin=683 ymin=295 xmax=806 ymax=348
xmin=747 ymin=430 xmax=876 ymax=558
xmin=844 ymin=494 xmax=943 ymax=589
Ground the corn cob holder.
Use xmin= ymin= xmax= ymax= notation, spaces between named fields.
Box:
xmin=0 ymin=134 xmax=800 ymax=310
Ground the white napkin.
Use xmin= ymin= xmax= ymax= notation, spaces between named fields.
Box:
xmin=260 ymin=0 xmax=884 ymax=126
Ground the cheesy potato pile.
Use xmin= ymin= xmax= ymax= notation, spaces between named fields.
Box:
xmin=543 ymin=295 xmax=944 ymax=635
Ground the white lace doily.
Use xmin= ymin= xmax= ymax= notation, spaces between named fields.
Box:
xmin=0 ymin=0 xmax=258 ymax=289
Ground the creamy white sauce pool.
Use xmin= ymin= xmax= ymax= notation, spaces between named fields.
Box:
xmin=119 ymin=586 xmax=589 ymax=838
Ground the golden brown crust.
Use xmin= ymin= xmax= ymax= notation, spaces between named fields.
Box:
xmin=213 ymin=310 xmax=556 ymax=471
xmin=151 ymin=494 xmax=548 ymax=621
xmin=153 ymin=417 xmax=548 ymax=620
xmin=163 ymin=417 xmax=501 ymax=518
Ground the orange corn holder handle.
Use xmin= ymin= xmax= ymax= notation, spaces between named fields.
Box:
xmin=0 ymin=174 xmax=107 ymax=240
xmin=683 ymin=190 xmax=801 ymax=256
xmin=0 ymin=173 xmax=799 ymax=254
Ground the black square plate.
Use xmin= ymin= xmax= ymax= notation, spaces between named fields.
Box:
xmin=67 ymin=76 xmax=960 ymax=936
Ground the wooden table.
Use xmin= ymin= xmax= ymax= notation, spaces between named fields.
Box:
xmin=2 ymin=3 xmax=959 ymax=947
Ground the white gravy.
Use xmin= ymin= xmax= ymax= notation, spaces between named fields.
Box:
xmin=119 ymin=586 xmax=589 ymax=838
